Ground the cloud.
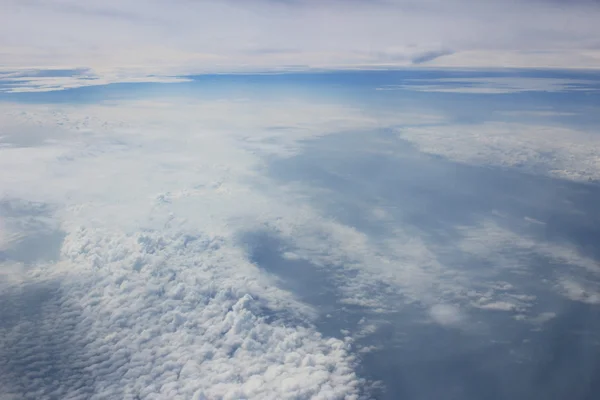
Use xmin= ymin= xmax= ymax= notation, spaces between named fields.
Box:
xmin=0 ymin=98 xmax=378 ymax=399
xmin=2 ymin=0 xmax=600 ymax=89
xmin=398 ymin=121 xmax=600 ymax=183
xmin=558 ymin=278 xmax=600 ymax=305
xmin=474 ymin=301 xmax=518 ymax=311
xmin=458 ymin=219 xmax=600 ymax=274
xmin=378 ymin=77 xmax=600 ymax=94
xmin=429 ymin=304 xmax=465 ymax=326
xmin=0 ymin=74 xmax=191 ymax=94
xmin=457 ymin=219 xmax=600 ymax=307
xmin=1 ymin=91 xmax=599 ymax=397
xmin=1 ymin=95 xmax=463 ymax=398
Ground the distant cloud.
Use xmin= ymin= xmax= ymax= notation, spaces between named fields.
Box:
xmin=429 ymin=304 xmax=465 ymax=326
xmin=0 ymin=73 xmax=191 ymax=93
xmin=457 ymin=219 xmax=600 ymax=307
xmin=0 ymin=99 xmax=372 ymax=399
xmin=2 ymin=0 xmax=600 ymax=88
xmin=378 ymin=76 xmax=599 ymax=94
xmin=474 ymin=301 xmax=518 ymax=311
xmin=398 ymin=121 xmax=600 ymax=183
xmin=558 ymin=278 xmax=600 ymax=304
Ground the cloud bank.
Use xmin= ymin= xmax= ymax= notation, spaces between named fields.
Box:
xmin=2 ymin=0 xmax=600 ymax=89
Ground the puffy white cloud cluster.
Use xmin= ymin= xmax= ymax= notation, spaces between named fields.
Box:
xmin=1 ymin=223 xmax=360 ymax=399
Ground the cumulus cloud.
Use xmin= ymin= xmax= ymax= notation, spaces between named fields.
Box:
xmin=0 ymin=75 xmax=192 ymax=94
xmin=2 ymin=0 xmax=600 ymax=89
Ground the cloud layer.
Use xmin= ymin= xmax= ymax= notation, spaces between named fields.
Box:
xmin=399 ymin=121 xmax=600 ymax=182
xmin=0 ymin=99 xmax=376 ymax=399
xmin=1 ymin=84 xmax=599 ymax=398
xmin=2 ymin=0 xmax=600 ymax=88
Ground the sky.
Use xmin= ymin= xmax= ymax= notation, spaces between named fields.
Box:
xmin=2 ymin=0 xmax=600 ymax=91
xmin=1 ymin=1 xmax=600 ymax=399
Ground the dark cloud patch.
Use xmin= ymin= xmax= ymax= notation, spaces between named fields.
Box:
xmin=411 ymin=49 xmax=454 ymax=64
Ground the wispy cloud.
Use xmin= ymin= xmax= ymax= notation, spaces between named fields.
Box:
xmin=0 ymin=74 xmax=191 ymax=93
xmin=378 ymin=77 xmax=600 ymax=94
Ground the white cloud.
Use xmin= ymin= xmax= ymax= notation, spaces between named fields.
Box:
xmin=429 ymin=304 xmax=465 ymax=327
xmin=0 ymin=98 xmax=377 ymax=399
xmin=0 ymin=218 xmax=7 ymax=251
xmin=530 ymin=311 xmax=556 ymax=325
xmin=2 ymin=0 xmax=600 ymax=89
xmin=398 ymin=122 xmax=600 ymax=182
xmin=0 ymin=75 xmax=192 ymax=94
xmin=0 ymin=96 xmax=460 ymax=398
xmin=424 ymin=49 xmax=600 ymax=69
xmin=558 ymin=278 xmax=600 ymax=305
xmin=378 ymin=77 xmax=599 ymax=94
xmin=474 ymin=301 xmax=518 ymax=311
xmin=50 ymin=224 xmax=358 ymax=400
xmin=458 ymin=219 xmax=600 ymax=306
xmin=458 ymin=219 xmax=600 ymax=274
